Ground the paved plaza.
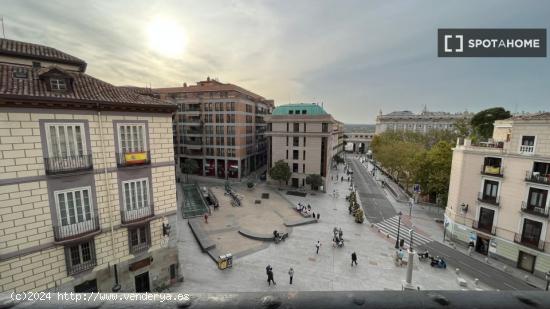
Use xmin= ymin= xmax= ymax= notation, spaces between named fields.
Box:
xmin=171 ymin=164 xmax=495 ymax=292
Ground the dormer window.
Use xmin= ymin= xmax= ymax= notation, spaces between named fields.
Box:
xmin=50 ymin=78 xmax=67 ymax=91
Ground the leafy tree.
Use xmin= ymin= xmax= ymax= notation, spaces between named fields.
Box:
xmin=453 ymin=117 xmax=473 ymax=137
xmin=181 ymin=159 xmax=199 ymax=183
xmin=333 ymin=154 xmax=345 ymax=165
xmin=306 ymin=174 xmax=323 ymax=190
xmin=471 ymin=107 xmax=511 ymax=139
xmin=269 ymin=160 xmax=291 ymax=187
xmin=425 ymin=141 xmax=453 ymax=205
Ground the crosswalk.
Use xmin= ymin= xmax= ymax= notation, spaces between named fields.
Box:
xmin=374 ymin=216 xmax=433 ymax=248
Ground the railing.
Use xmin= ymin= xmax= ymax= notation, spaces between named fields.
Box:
xmin=519 ymin=145 xmax=534 ymax=154
xmin=64 ymin=242 xmax=97 ymax=275
xmin=472 ymin=220 xmax=496 ymax=235
xmin=116 ymin=151 xmax=151 ymax=167
xmin=513 ymin=232 xmax=545 ymax=251
xmin=520 ymin=201 xmax=549 ymax=217
xmin=130 ymin=240 xmax=150 ymax=255
xmin=44 ymin=155 xmax=93 ymax=175
xmin=53 ymin=216 xmax=100 ymax=242
xmin=184 ymin=139 xmax=203 ymax=145
xmin=477 ymin=192 xmax=500 ymax=206
xmin=481 ymin=164 xmax=503 ymax=177
xmin=121 ymin=203 xmax=154 ymax=225
xmin=470 ymin=141 xmax=504 ymax=149
xmin=525 ymin=171 xmax=550 ymax=185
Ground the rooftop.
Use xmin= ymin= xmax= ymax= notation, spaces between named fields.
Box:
xmin=271 ymin=103 xmax=328 ymax=116
xmin=508 ymin=112 xmax=550 ymax=121
xmin=0 ymin=38 xmax=87 ymax=71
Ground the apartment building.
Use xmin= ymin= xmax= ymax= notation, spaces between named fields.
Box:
xmin=375 ymin=108 xmax=472 ymax=134
xmin=265 ymin=103 xmax=344 ymax=190
xmin=155 ymin=78 xmax=274 ymax=180
xmin=445 ymin=113 xmax=550 ymax=278
xmin=0 ymin=38 xmax=178 ymax=293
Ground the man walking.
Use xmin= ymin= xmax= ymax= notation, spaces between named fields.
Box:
xmin=266 ymin=265 xmax=276 ymax=286
xmin=288 ymin=267 xmax=294 ymax=284
xmin=315 ymin=241 xmax=321 ymax=254
xmin=204 ymin=213 xmax=208 ymax=224
xmin=351 ymin=252 xmax=358 ymax=266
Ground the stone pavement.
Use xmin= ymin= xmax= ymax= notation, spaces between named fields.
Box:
xmin=172 ymin=165 xmax=494 ymax=292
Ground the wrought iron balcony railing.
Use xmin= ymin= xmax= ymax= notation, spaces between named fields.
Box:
xmin=53 ymin=216 xmax=100 ymax=243
xmin=520 ymin=201 xmax=549 ymax=217
xmin=472 ymin=220 xmax=496 ymax=235
xmin=44 ymin=155 xmax=93 ymax=175
xmin=121 ymin=203 xmax=154 ymax=225
xmin=477 ymin=192 xmax=500 ymax=206
xmin=525 ymin=171 xmax=550 ymax=185
xmin=130 ymin=240 xmax=150 ymax=255
xmin=116 ymin=151 xmax=151 ymax=167
xmin=513 ymin=232 xmax=545 ymax=251
xmin=64 ymin=241 xmax=97 ymax=276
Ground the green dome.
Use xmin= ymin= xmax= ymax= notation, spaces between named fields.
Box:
xmin=271 ymin=103 xmax=327 ymax=116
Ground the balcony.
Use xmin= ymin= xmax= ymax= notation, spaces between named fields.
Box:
xmin=184 ymin=139 xmax=203 ymax=149
xmin=514 ymin=233 xmax=545 ymax=251
xmin=44 ymin=155 xmax=93 ymax=175
xmin=116 ymin=151 xmax=151 ymax=168
xmin=520 ymin=201 xmax=549 ymax=217
xmin=477 ymin=192 xmax=500 ymax=206
xmin=53 ymin=216 xmax=100 ymax=243
xmin=65 ymin=242 xmax=97 ymax=275
xmin=185 ymin=128 xmax=204 ymax=135
xmin=121 ymin=204 xmax=155 ymax=225
xmin=472 ymin=220 xmax=496 ymax=235
xmin=130 ymin=240 xmax=150 ymax=255
xmin=183 ymin=149 xmax=204 ymax=157
xmin=525 ymin=171 xmax=550 ymax=186
xmin=481 ymin=164 xmax=503 ymax=177
xmin=519 ymin=145 xmax=534 ymax=154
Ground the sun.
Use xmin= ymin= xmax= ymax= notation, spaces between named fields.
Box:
xmin=147 ymin=18 xmax=186 ymax=58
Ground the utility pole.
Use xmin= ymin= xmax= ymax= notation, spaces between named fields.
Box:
xmin=1 ymin=16 xmax=6 ymax=39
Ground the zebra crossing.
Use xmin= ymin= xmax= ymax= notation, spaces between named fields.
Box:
xmin=374 ymin=216 xmax=433 ymax=247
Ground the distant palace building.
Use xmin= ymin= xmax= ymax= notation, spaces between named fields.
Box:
xmin=375 ymin=107 xmax=473 ymax=134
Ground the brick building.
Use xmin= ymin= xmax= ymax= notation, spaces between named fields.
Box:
xmin=0 ymin=38 xmax=179 ymax=293
xmin=155 ymin=79 xmax=274 ymax=180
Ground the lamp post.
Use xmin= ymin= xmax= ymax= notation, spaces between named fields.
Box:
xmin=395 ymin=211 xmax=403 ymax=249
xmin=409 ymin=226 xmax=415 ymax=252
xmin=545 ymin=270 xmax=550 ymax=291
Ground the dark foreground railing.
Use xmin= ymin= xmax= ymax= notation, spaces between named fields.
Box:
xmin=1 ymin=291 xmax=549 ymax=309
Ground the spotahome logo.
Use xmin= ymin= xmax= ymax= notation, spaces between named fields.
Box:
xmin=438 ymin=29 xmax=546 ymax=57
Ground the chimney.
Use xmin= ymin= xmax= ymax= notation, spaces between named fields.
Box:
xmin=183 ymin=82 xmax=187 ymax=87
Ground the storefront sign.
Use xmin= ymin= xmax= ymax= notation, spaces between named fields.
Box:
xmin=129 ymin=257 xmax=151 ymax=272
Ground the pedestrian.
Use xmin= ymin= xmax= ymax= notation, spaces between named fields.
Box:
xmin=288 ymin=267 xmax=294 ymax=284
xmin=267 ymin=269 xmax=276 ymax=286
xmin=204 ymin=213 xmax=208 ymax=224
xmin=341 ymin=176 xmax=343 ymax=182
xmin=468 ymin=241 xmax=474 ymax=256
xmin=312 ymin=211 xmax=315 ymax=219
xmin=351 ymin=252 xmax=358 ymax=266
xmin=348 ymin=205 xmax=352 ymax=214
xmin=315 ymin=240 xmax=321 ymax=254
xmin=317 ymin=213 xmax=320 ymax=220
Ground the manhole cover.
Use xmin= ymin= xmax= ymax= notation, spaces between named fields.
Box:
xmin=308 ymin=257 xmax=316 ymax=262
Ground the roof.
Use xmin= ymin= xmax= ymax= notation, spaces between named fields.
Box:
xmin=0 ymin=38 xmax=87 ymax=71
xmin=271 ymin=103 xmax=328 ymax=116
xmin=508 ymin=112 xmax=550 ymax=121
xmin=155 ymin=79 xmax=272 ymax=105
xmin=0 ymin=63 xmax=175 ymax=111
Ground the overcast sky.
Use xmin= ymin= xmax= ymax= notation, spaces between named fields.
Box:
xmin=2 ymin=0 xmax=549 ymax=123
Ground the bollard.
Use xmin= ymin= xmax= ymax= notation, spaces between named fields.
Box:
xmin=455 ymin=268 xmax=460 ymax=275
xmin=474 ymin=278 xmax=479 ymax=286
xmin=524 ymin=275 xmax=529 ymax=282
xmin=484 ymin=257 xmax=489 ymax=264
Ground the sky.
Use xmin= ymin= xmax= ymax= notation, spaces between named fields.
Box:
xmin=2 ymin=0 xmax=549 ymax=123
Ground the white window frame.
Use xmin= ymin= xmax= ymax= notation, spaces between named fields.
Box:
xmin=475 ymin=205 xmax=499 ymax=232
xmin=45 ymin=122 xmax=87 ymax=158
xmin=518 ymin=215 xmax=547 ymax=243
xmin=519 ymin=135 xmax=536 ymax=155
xmin=122 ymin=178 xmax=151 ymax=217
xmin=54 ymin=186 xmax=94 ymax=237
xmin=479 ymin=177 xmax=501 ymax=201
xmin=50 ymin=78 xmax=67 ymax=91
xmin=68 ymin=241 xmax=93 ymax=267
xmin=117 ymin=123 xmax=147 ymax=154
xmin=524 ymin=184 xmax=550 ymax=209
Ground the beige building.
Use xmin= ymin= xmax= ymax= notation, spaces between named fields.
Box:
xmin=375 ymin=108 xmax=472 ymax=134
xmin=445 ymin=113 xmax=550 ymax=278
xmin=0 ymin=38 xmax=179 ymax=293
xmin=265 ymin=103 xmax=344 ymax=190
xmin=155 ymin=79 xmax=274 ymax=180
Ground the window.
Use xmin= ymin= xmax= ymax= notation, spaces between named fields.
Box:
xmin=50 ymin=78 xmax=67 ymax=91
xmin=293 ymin=163 xmax=298 ymax=173
xmin=303 ymin=137 xmax=307 ymax=147
xmin=303 ymin=150 xmax=306 ymax=160
xmin=55 ymin=187 xmax=93 ymax=229
xmin=227 ymin=149 xmax=236 ymax=157
xmin=286 ymin=123 xmax=289 ymax=132
xmin=286 ymin=150 xmax=288 ymax=159
xmin=322 ymin=123 xmax=328 ymax=133
xmin=303 ymin=164 xmax=305 ymax=173
xmin=527 ymin=188 xmax=548 ymax=208
xmin=118 ymin=124 xmax=146 ymax=153
xmin=482 ymin=180 xmax=499 ymax=202
xmin=46 ymin=123 xmax=86 ymax=158
xmin=289 ymin=110 xmax=294 ymax=115
xmin=293 ymin=150 xmax=299 ymax=160
xmin=227 ymin=126 xmax=235 ymax=135
xmin=304 ymin=123 xmax=307 ymax=132
xmin=293 ymin=123 xmax=300 ymax=132
xmin=122 ymin=178 xmax=150 ymax=214
xmin=216 ymin=126 xmax=224 ymax=135
xmin=520 ymin=136 xmax=535 ymax=153
xmin=129 ymin=225 xmax=150 ymax=254
xmin=293 ymin=137 xmax=299 ymax=147
xmin=66 ymin=240 xmax=96 ymax=275
xmin=302 ymin=110 xmax=307 ymax=115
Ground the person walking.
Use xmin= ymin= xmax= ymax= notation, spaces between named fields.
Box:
xmin=315 ymin=240 xmax=321 ymax=254
xmin=317 ymin=213 xmax=320 ymax=221
xmin=288 ymin=267 xmax=294 ymax=284
xmin=204 ymin=213 xmax=208 ymax=224
xmin=351 ymin=252 xmax=358 ymax=266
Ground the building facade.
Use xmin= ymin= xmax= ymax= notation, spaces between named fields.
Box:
xmin=155 ymin=79 xmax=274 ymax=180
xmin=445 ymin=113 xmax=550 ymax=278
xmin=0 ymin=38 xmax=179 ymax=293
xmin=375 ymin=108 xmax=472 ymax=134
xmin=265 ymin=103 xmax=344 ymax=190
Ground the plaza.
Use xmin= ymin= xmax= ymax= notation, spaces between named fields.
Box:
xmin=172 ymin=164 xmax=493 ymax=292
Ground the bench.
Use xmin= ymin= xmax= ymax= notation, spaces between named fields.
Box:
xmin=284 ymin=218 xmax=317 ymax=227
xmin=239 ymin=228 xmax=279 ymax=242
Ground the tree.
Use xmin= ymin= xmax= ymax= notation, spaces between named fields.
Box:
xmin=425 ymin=141 xmax=453 ymax=206
xmin=471 ymin=107 xmax=511 ymax=139
xmin=181 ymin=159 xmax=199 ymax=183
xmin=306 ymin=174 xmax=323 ymax=190
xmin=453 ymin=117 xmax=473 ymax=138
xmin=269 ymin=160 xmax=291 ymax=187
xmin=333 ymin=154 xmax=345 ymax=165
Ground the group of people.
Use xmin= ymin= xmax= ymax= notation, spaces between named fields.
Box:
xmin=332 ymin=227 xmax=344 ymax=247
xmin=295 ymin=202 xmax=320 ymax=220
xmin=266 ymin=265 xmax=294 ymax=286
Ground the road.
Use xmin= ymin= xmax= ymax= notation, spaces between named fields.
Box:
xmin=348 ymin=157 xmax=539 ymax=290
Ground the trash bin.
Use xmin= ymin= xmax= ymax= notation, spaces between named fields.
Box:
xmin=226 ymin=253 xmax=233 ymax=268
xmin=218 ymin=255 xmax=228 ymax=270
xmin=399 ymin=239 xmax=405 ymax=248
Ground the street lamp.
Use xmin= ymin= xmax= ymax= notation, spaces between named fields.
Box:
xmin=395 ymin=211 xmax=403 ymax=249
xmin=409 ymin=226 xmax=415 ymax=252
xmin=546 ymin=270 xmax=550 ymax=291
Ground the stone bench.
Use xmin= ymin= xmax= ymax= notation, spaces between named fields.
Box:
xmin=239 ymin=228 xmax=278 ymax=241
xmin=188 ymin=219 xmax=216 ymax=252
xmin=284 ymin=218 xmax=317 ymax=227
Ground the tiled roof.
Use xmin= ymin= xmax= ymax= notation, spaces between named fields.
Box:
xmin=0 ymin=38 xmax=87 ymax=70
xmin=155 ymin=79 xmax=271 ymax=103
xmin=509 ymin=112 xmax=550 ymax=120
xmin=271 ymin=103 xmax=328 ymax=116
xmin=0 ymin=63 xmax=175 ymax=109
